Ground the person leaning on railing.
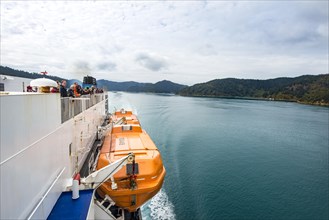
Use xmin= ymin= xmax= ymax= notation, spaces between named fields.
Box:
xmin=60 ymin=80 xmax=68 ymax=97
xmin=68 ymin=85 xmax=75 ymax=97
xmin=73 ymin=83 xmax=81 ymax=97
xmin=95 ymin=88 xmax=104 ymax=93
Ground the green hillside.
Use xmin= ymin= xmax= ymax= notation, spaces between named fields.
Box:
xmin=179 ymin=74 xmax=329 ymax=106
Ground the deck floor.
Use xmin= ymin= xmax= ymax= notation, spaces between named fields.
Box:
xmin=47 ymin=189 xmax=93 ymax=220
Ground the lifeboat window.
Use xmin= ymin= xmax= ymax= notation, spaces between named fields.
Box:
xmin=126 ymin=163 xmax=139 ymax=175
xmin=119 ymin=138 xmax=125 ymax=145
xmin=122 ymin=125 xmax=132 ymax=131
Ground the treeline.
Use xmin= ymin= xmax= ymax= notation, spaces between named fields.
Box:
xmin=0 ymin=66 xmax=66 ymax=82
xmin=179 ymin=74 xmax=329 ymax=105
xmin=2 ymin=65 xmax=327 ymax=105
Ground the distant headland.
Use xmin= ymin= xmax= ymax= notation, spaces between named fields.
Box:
xmin=178 ymin=74 xmax=329 ymax=106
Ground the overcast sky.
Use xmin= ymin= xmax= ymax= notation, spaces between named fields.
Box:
xmin=1 ymin=1 xmax=328 ymax=85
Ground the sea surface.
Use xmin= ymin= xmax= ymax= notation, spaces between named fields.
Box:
xmin=107 ymin=92 xmax=328 ymax=220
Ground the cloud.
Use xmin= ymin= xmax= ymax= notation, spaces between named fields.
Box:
xmin=98 ymin=44 xmax=124 ymax=56
xmin=135 ymin=52 xmax=168 ymax=72
xmin=97 ymin=62 xmax=117 ymax=71
xmin=197 ymin=44 xmax=218 ymax=56
xmin=6 ymin=26 xmax=24 ymax=35
xmin=73 ymin=61 xmax=91 ymax=75
xmin=0 ymin=1 xmax=327 ymax=85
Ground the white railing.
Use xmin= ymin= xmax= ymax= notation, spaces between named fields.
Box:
xmin=61 ymin=94 xmax=107 ymax=123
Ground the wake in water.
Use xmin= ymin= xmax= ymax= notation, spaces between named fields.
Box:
xmin=108 ymin=92 xmax=138 ymax=115
xmin=141 ymin=189 xmax=176 ymax=220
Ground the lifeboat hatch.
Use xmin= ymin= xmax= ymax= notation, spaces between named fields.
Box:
xmin=119 ymin=138 xmax=125 ymax=145
xmin=131 ymin=195 xmax=136 ymax=206
xmin=126 ymin=163 xmax=139 ymax=175
xmin=122 ymin=125 xmax=132 ymax=131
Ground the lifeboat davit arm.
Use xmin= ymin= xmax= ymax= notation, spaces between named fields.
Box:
xmin=81 ymin=153 xmax=135 ymax=189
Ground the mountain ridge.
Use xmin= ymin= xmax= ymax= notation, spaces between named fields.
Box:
xmin=0 ymin=65 xmax=186 ymax=94
xmin=1 ymin=65 xmax=327 ymax=105
xmin=97 ymin=79 xmax=187 ymax=93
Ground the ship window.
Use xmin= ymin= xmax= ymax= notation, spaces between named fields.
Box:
xmin=126 ymin=163 xmax=139 ymax=175
xmin=122 ymin=125 xmax=132 ymax=131
xmin=69 ymin=143 xmax=72 ymax=156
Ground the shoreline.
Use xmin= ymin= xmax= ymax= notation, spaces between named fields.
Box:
xmin=108 ymin=91 xmax=329 ymax=107
xmin=177 ymin=94 xmax=329 ymax=107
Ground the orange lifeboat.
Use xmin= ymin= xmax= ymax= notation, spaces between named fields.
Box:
xmin=96 ymin=109 xmax=166 ymax=212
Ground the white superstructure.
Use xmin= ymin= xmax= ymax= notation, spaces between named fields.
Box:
xmin=0 ymin=92 xmax=110 ymax=219
xmin=0 ymin=74 xmax=33 ymax=92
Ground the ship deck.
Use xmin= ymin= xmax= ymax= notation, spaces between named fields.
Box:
xmin=47 ymin=189 xmax=93 ymax=220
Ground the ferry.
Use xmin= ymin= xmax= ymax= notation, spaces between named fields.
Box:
xmin=0 ymin=75 xmax=165 ymax=220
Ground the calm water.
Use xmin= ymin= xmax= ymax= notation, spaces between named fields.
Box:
xmin=107 ymin=92 xmax=329 ymax=220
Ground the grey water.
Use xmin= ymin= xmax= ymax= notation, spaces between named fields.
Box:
xmin=107 ymin=92 xmax=329 ymax=220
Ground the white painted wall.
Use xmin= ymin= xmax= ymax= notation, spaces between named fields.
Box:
xmin=0 ymin=93 xmax=61 ymax=162
xmin=0 ymin=93 xmax=106 ymax=219
xmin=0 ymin=75 xmax=33 ymax=92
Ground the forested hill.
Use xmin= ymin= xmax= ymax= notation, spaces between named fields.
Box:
xmin=0 ymin=66 xmax=65 ymax=82
xmin=97 ymin=79 xmax=186 ymax=94
xmin=178 ymin=74 xmax=329 ymax=106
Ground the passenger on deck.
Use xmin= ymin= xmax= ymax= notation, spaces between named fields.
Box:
xmin=26 ymin=85 xmax=34 ymax=92
xmin=60 ymin=80 xmax=68 ymax=97
xmin=76 ymin=84 xmax=83 ymax=96
xmin=82 ymin=87 xmax=90 ymax=95
xmin=90 ymin=86 xmax=96 ymax=94
xmin=50 ymin=87 xmax=59 ymax=93
xmin=68 ymin=85 xmax=75 ymax=97
xmin=95 ymin=88 xmax=104 ymax=93
xmin=73 ymin=83 xmax=81 ymax=97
